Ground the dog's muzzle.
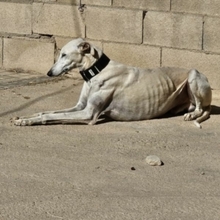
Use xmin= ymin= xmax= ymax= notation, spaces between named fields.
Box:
xmin=47 ymin=69 xmax=65 ymax=77
xmin=47 ymin=69 xmax=53 ymax=77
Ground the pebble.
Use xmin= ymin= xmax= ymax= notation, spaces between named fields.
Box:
xmin=145 ymin=155 xmax=162 ymax=166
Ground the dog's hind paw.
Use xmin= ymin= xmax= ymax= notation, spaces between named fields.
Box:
xmin=184 ymin=109 xmax=203 ymax=121
xmin=184 ymin=112 xmax=195 ymax=121
xmin=194 ymin=120 xmax=202 ymax=129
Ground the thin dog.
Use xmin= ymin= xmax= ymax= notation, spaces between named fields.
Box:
xmin=14 ymin=38 xmax=212 ymax=128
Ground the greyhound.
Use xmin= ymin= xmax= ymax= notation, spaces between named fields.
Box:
xmin=14 ymin=38 xmax=212 ymax=128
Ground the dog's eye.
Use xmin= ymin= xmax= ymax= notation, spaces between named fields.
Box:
xmin=61 ymin=53 xmax=66 ymax=58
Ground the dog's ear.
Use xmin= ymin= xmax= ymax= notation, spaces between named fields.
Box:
xmin=78 ymin=42 xmax=91 ymax=54
xmin=78 ymin=42 xmax=97 ymax=57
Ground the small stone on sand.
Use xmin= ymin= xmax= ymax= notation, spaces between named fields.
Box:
xmin=145 ymin=155 xmax=162 ymax=166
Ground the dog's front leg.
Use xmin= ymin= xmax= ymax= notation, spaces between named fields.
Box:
xmin=14 ymin=95 xmax=105 ymax=126
xmin=14 ymin=108 xmax=93 ymax=126
xmin=18 ymin=101 xmax=87 ymax=119
xmin=48 ymin=81 xmax=90 ymax=114
xmin=18 ymin=82 xmax=90 ymax=119
xmin=14 ymin=85 xmax=114 ymax=126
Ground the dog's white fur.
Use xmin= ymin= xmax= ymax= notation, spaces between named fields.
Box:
xmin=14 ymin=38 xmax=212 ymax=128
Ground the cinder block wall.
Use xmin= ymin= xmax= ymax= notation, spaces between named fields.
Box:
xmin=0 ymin=0 xmax=220 ymax=89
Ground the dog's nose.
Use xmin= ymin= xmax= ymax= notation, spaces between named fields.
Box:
xmin=47 ymin=70 xmax=53 ymax=77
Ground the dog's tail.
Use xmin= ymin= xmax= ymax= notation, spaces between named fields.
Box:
xmin=194 ymin=105 xmax=211 ymax=129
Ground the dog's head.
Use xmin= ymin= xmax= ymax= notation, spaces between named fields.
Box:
xmin=47 ymin=38 xmax=101 ymax=77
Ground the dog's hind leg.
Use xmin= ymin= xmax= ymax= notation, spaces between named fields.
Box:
xmin=183 ymin=69 xmax=212 ymax=128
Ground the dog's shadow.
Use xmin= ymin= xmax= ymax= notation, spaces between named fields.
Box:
xmin=97 ymin=105 xmax=220 ymax=125
xmin=210 ymin=105 xmax=220 ymax=115
xmin=152 ymin=104 xmax=220 ymax=120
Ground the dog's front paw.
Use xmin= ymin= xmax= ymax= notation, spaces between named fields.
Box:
xmin=14 ymin=118 xmax=32 ymax=126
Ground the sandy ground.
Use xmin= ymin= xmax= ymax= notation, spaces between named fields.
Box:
xmin=0 ymin=76 xmax=220 ymax=220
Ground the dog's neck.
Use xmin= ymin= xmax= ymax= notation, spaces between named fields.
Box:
xmin=80 ymin=54 xmax=98 ymax=71
xmin=79 ymin=52 xmax=110 ymax=82
xmin=79 ymin=47 xmax=101 ymax=70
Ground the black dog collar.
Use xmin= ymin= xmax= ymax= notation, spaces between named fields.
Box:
xmin=80 ymin=53 xmax=110 ymax=82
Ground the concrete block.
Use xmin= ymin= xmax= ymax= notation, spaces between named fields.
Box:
xmin=144 ymin=12 xmax=203 ymax=50
xmin=82 ymin=0 xmax=112 ymax=6
xmin=35 ymin=0 xmax=56 ymax=2
xmin=0 ymin=2 xmax=32 ymax=34
xmin=4 ymin=0 xmax=32 ymax=2
xmin=57 ymin=0 xmax=111 ymax=6
xmin=103 ymin=43 xmax=160 ymax=69
xmin=162 ymin=48 xmax=220 ymax=89
xmin=204 ymin=17 xmax=220 ymax=53
xmin=85 ymin=7 xmax=143 ymax=44
xmin=114 ymin=0 xmax=170 ymax=11
xmin=0 ymin=38 xmax=2 ymax=68
xmin=3 ymin=38 xmax=55 ymax=74
xmin=172 ymin=0 xmax=220 ymax=17
xmin=86 ymin=39 xmax=103 ymax=50
xmin=55 ymin=37 xmax=74 ymax=50
xmin=33 ymin=3 xmax=85 ymax=37
xmin=56 ymin=0 xmax=80 ymax=4
xmin=55 ymin=37 xmax=102 ymax=50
